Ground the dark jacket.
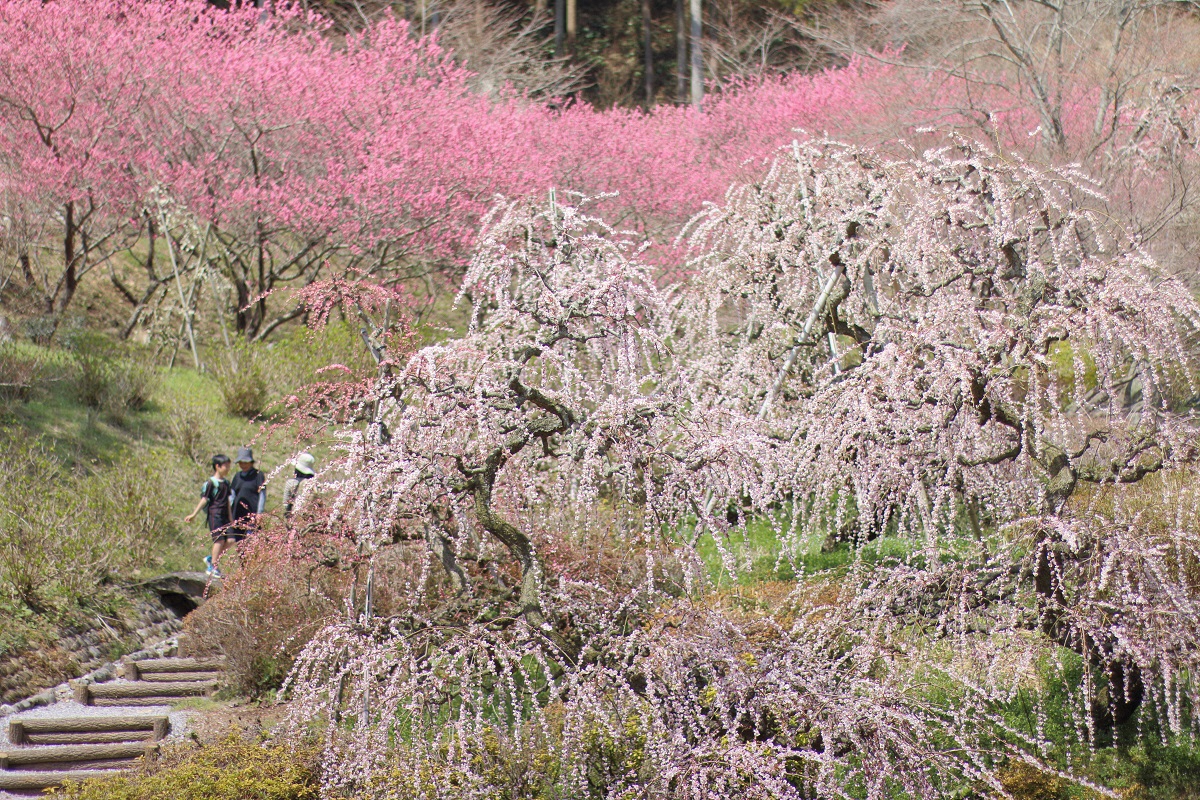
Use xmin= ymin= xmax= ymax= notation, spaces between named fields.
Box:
xmin=230 ymin=468 xmax=265 ymax=521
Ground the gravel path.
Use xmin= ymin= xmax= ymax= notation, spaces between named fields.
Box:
xmin=0 ymin=702 xmax=193 ymax=798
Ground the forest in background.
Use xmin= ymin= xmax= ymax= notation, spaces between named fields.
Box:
xmin=3 ymin=1 xmax=1200 ymax=798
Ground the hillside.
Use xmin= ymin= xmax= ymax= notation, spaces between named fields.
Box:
xmin=3 ymin=0 xmax=1200 ymax=798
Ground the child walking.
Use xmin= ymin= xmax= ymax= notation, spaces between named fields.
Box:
xmin=185 ymin=454 xmax=233 ymax=578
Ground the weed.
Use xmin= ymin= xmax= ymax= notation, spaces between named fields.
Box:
xmin=60 ymin=331 xmax=159 ymax=422
xmin=0 ymin=341 xmax=44 ymax=405
xmin=0 ymin=432 xmax=180 ymax=610
xmin=165 ymin=400 xmax=209 ymax=463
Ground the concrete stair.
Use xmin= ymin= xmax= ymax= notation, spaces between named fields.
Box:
xmin=0 ymin=655 xmax=225 ymax=794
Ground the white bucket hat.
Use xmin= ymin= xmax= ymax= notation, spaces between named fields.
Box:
xmin=293 ymin=452 xmax=316 ymax=475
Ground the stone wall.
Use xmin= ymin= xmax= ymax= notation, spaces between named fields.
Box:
xmin=0 ymin=596 xmax=182 ymax=706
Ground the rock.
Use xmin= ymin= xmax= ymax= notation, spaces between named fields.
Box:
xmin=130 ymin=572 xmax=212 ymax=617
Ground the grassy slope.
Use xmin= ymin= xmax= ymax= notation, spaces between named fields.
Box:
xmin=4 ymin=352 xmax=270 ymax=574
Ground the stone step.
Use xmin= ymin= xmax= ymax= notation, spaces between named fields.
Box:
xmin=8 ymin=715 xmax=170 ymax=745
xmin=0 ymin=742 xmax=156 ymax=769
xmin=138 ymin=670 xmax=220 ymax=683
xmin=0 ymin=769 xmax=116 ymax=792
xmin=76 ymin=680 xmax=216 ymax=705
xmin=22 ymin=730 xmax=156 ymax=745
xmin=120 ymin=657 xmax=225 ymax=679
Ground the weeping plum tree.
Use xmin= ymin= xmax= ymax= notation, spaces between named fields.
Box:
xmin=301 ymin=197 xmax=681 ymax=652
xmin=678 ymin=137 xmax=1200 ymax=729
xmin=284 ymin=140 xmax=1200 ymax=798
xmin=285 ymin=192 xmax=1055 ymax=799
xmin=681 ymin=138 xmax=1199 ymax=538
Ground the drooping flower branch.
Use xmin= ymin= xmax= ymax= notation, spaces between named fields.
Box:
xmin=680 ymin=138 xmax=1200 ymax=548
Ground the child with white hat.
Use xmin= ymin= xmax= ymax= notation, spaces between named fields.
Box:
xmin=283 ymin=452 xmax=316 ymax=519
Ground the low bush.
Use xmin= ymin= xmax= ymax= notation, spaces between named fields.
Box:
xmin=165 ymin=400 xmax=209 ymax=463
xmin=184 ymin=514 xmax=358 ymax=696
xmin=264 ymin=322 xmax=377 ymax=395
xmin=1084 ymin=741 xmax=1200 ymax=800
xmin=109 ymin=357 xmax=158 ymax=412
xmin=52 ymin=729 xmax=319 ymax=800
xmin=61 ymin=331 xmax=159 ymax=420
xmin=184 ymin=507 xmax=437 ymax=697
xmin=64 ymin=331 xmax=113 ymax=409
xmin=22 ymin=314 xmax=56 ymax=346
xmin=211 ymin=342 xmax=268 ymax=418
xmin=0 ymin=341 xmax=43 ymax=405
xmin=997 ymin=762 xmax=1069 ymax=800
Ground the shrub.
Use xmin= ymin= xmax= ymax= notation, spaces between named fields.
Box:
xmin=22 ymin=314 xmax=56 ymax=346
xmin=61 ymin=331 xmax=159 ymax=420
xmin=183 ymin=515 xmax=358 ymax=696
xmin=108 ymin=356 xmax=158 ymax=412
xmin=52 ymin=730 xmax=319 ymax=800
xmin=997 ymin=763 xmax=1069 ymax=800
xmin=165 ymin=400 xmax=209 ymax=463
xmin=184 ymin=508 xmax=430 ymax=697
xmin=211 ymin=342 xmax=268 ymax=418
xmin=265 ymin=322 xmax=377 ymax=396
xmin=64 ymin=330 xmax=115 ymax=409
xmin=1084 ymin=740 xmax=1200 ymax=800
xmin=0 ymin=342 xmax=43 ymax=405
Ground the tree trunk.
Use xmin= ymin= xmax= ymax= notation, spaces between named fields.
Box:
xmin=427 ymin=524 xmax=470 ymax=595
xmin=566 ymin=0 xmax=576 ymax=46
xmin=19 ymin=251 xmax=34 ymax=289
xmin=473 ymin=480 xmax=576 ymax=660
xmin=643 ymin=0 xmax=655 ymax=106
xmin=1035 ymin=531 xmax=1144 ymax=727
xmin=234 ymin=275 xmax=251 ymax=336
xmin=119 ymin=215 xmax=163 ymax=339
xmin=675 ymin=0 xmax=687 ymax=102
xmin=554 ymin=0 xmax=564 ymax=54
xmin=689 ymin=0 xmax=702 ymax=108
xmin=54 ymin=200 xmax=79 ymax=316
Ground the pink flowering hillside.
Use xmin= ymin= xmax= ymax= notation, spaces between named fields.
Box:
xmin=3 ymin=2 xmax=1200 ymax=799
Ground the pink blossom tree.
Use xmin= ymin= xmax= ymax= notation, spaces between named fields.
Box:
xmin=676 ymin=136 xmax=1200 ymax=734
xmin=143 ymin=6 xmax=532 ymax=341
xmin=0 ymin=0 xmax=902 ymax=342
xmin=281 ymin=138 xmax=1200 ymax=796
xmin=0 ymin=0 xmax=156 ymax=323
